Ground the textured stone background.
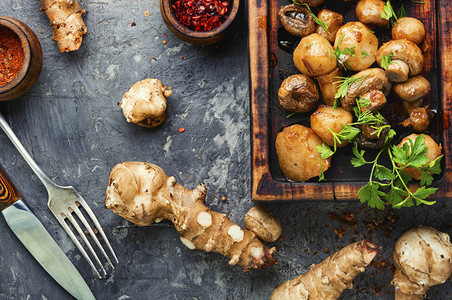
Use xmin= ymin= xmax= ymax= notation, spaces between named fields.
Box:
xmin=0 ymin=1 xmax=451 ymax=299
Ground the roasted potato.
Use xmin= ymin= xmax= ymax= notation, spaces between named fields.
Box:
xmin=311 ymin=105 xmax=353 ymax=147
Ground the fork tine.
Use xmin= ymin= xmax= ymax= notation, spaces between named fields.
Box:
xmin=77 ymin=199 xmax=119 ymax=264
xmin=53 ymin=213 xmax=102 ymax=279
xmin=65 ymin=209 xmax=107 ymax=277
xmin=71 ymin=204 xmax=114 ymax=269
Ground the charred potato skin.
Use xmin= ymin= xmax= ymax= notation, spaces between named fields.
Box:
xmin=294 ymin=33 xmax=337 ymax=77
xmin=355 ymin=0 xmax=389 ymax=27
xmin=310 ymin=105 xmax=353 ymax=147
xmin=316 ymin=9 xmax=344 ymax=43
xmin=276 ymin=124 xmax=331 ymax=182
xmin=278 ymin=74 xmax=319 ymax=113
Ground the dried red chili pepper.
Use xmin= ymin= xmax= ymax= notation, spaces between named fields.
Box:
xmin=0 ymin=27 xmax=24 ymax=86
xmin=171 ymin=0 xmax=231 ymax=32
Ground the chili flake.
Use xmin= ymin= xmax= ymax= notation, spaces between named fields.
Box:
xmin=179 ymin=127 xmax=185 ymax=133
xmin=0 ymin=27 xmax=24 ymax=86
xmin=171 ymin=0 xmax=231 ymax=32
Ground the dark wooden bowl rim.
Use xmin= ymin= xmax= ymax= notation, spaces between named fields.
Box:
xmin=161 ymin=0 xmax=239 ymax=39
xmin=0 ymin=17 xmax=31 ymax=95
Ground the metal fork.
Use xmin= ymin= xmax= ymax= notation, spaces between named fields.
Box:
xmin=0 ymin=112 xmax=118 ymax=278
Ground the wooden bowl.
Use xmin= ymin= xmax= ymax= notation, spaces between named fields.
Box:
xmin=160 ymin=0 xmax=240 ymax=46
xmin=0 ymin=16 xmax=43 ymax=101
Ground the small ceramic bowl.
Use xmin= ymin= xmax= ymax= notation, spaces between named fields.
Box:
xmin=160 ymin=0 xmax=240 ymax=46
xmin=0 ymin=16 xmax=43 ymax=101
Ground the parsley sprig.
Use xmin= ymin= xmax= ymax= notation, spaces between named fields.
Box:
xmin=381 ymin=52 xmax=394 ymax=70
xmin=292 ymin=1 xmax=330 ymax=34
xmin=355 ymin=134 xmax=442 ymax=209
xmin=381 ymin=1 xmax=407 ymax=27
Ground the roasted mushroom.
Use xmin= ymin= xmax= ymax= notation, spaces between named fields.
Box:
xmin=334 ymin=22 xmax=378 ymax=71
xmin=393 ymin=75 xmax=431 ymax=102
xmin=397 ymin=134 xmax=442 ymax=180
xmin=293 ymin=33 xmax=337 ymax=77
xmin=316 ymin=9 xmax=344 ymax=43
xmin=392 ymin=17 xmax=426 ymax=45
xmin=376 ymin=39 xmax=424 ymax=82
xmin=278 ymin=74 xmax=319 ymax=113
xmin=402 ymin=99 xmax=423 ymax=115
xmin=294 ymin=0 xmax=325 ymax=6
xmin=341 ymin=68 xmax=391 ymax=111
xmin=276 ymin=124 xmax=331 ymax=182
xmin=401 ymin=106 xmax=431 ymax=132
xmin=315 ymin=67 xmax=343 ymax=106
xmin=355 ymin=0 xmax=389 ymax=27
xmin=358 ymin=118 xmax=389 ymax=149
xmin=278 ymin=4 xmax=316 ymax=38
xmin=311 ymin=105 xmax=353 ymax=147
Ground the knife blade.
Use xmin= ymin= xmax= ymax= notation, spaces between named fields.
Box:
xmin=0 ymin=167 xmax=95 ymax=300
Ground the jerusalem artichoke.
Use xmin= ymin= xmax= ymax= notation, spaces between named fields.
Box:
xmin=105 ymin=162 xmax=277 ymax=271
xmin=271 ymin=240 xmax=378 ymax=300
xmin=40 ymin=0 xmax=88 ymax=52
xmin=120 ymin=79 xmax=172 ymax=128
xmin=244 ymin=206 xmax=282 ymax=243
xmin=392 ymin=226 xmax=452 ymax=300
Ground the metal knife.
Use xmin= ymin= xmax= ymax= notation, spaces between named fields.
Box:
xmin=0 ymin=166 xmax=95 ymax=300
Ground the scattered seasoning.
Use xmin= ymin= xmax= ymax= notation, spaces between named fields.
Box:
xmin=144 ymin=10 xmax=150 ymax=16
xmin=179 ymin=127 xmax=185 ymax=133
xmin=164 ymin=33 xmax=168 ymax=37
xmin=163 ymin=40 xmax=167 ymax=44
xmin=39 ymin=30 xmax=44 ymax=34
xmin=171 ymin=0 xmax=231 ymax=32
xmin=221 ymin=196 xmax=226 ymax=202
xmin=0 ymin=27 xmax=24 ymax=86
xmin=180 ymin=56 xmax=184 ymax=59
xmin=131 ymin=21 xmax=136 ymax=27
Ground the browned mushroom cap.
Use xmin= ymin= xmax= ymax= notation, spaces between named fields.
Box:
xmin=341 ymin=68 xmax=391 ymax=111
xmin=316 ymin=9 xmax=343 ymax=43
xmin=359 ymin=118 xmax=389 ymax=149
xmin=278 ymin=4 xmax=316 ymax=37
xmin=401 ymin=106 xmax=431 ymax=132
xmin=334 ymin=22 xmax=378 ymax=71
xmin=359 ymin=90 xmax=387 ymax=113
xmin=294 ymin=33 xmax=337 ymax=77
xmin=294 ymin=0 xmax=326 ymax=6
xmin=315 ymin=67 xmax=343 ymax=106
xmin=376 ymin=39 xmax=424 ymax=82
xmin=394 ymin=75 xmax=431 ymax=103
xmin=392 ymin=17 xmax=426 ymax=45
xmin=355 ymin=0 xmax=389 ymax=28
xmin=403 ymin=99 xmax=423 ymax=115
xmin=278 ymin=74 xmax=319 ymax=113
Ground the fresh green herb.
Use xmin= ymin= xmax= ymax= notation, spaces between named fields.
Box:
xmin=411 ymin=0 xmax=426 ymax=3
xmin=361 ymin=50 xmax=369 ymax=58
xmin=302 ymin=42 xmax=313 ymax=48
xmin=398 ymin=4 xmax=406 ymax=18
xmin=293 ymin=1 xmax=330 ymax=34
xmin=354 ymin=134 xmax=442 ymax=209
xmin=381 ymin=0 xmax=398 ymax=27
xmin=334 ymin=74 xmax=370 ymax=102
xmin=280 ymin=41 xmax=294 ymax=48
xmin=286 ymin=112 xmax=296 ymax=119
xmin=329 ymin=35 xmax=356 ymax=71
xmin=381 ymin=52 xmax=394 ymax=70
xmin=318 ymin=158 xmax=326 ymax=181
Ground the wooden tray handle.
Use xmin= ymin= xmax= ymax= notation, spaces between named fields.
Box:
xmin=0 ymin=168 xmax=21 ymax=211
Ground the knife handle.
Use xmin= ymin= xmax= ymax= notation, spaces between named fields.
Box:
xmin=0 ymin=167 xmax=22 ymax=211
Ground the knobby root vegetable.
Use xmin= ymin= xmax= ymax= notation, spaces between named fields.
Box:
xmin=392 ymin=226 xmax=452 ymax=300
xmin=120 ymin=78 xmax=172 ymax=128
xmin=271 ymin=240 xmax=378 ymax=300
xmin=105 ymin=162 xmax=277 ymax=271
xmin=40 ymin=0 xmax=88 ymax=52
xmin=244 ymin=206 xmax=282 ymax=243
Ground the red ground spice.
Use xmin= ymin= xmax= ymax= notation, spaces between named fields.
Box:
xmin=0 ymin=27 xmax=24 ymax=86
xmin=171 ymin=0 xmax=231 ymax=32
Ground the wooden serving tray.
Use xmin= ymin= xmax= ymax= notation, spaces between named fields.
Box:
xmin=248 ymin=0 xmax=452 ymax=201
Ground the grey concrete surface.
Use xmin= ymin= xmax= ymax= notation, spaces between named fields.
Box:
xmin=0 ymin=1 xmax=451 ymax=299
